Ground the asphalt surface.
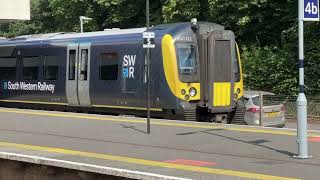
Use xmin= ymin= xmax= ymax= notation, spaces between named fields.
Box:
xmin=285 ymin=121 xmax=320 ymax=131
xmin=0 ymin=107 xmax=320 ymax=180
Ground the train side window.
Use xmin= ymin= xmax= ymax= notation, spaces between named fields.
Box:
xmin=23 ymin=56 xmax=41 ymax=80
xmin=0 ymin=57 xmax=17 ymax=80
xmin=69 ymin=50 xmax=76 ymax=80
xmin=100 ymin=53 xmax=118 ymax=80
xmin=44 ymin=56 xmax=59 ymax=80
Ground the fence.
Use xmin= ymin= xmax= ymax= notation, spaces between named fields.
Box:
xmin=263 ymin=95 xmax=320 ymax=122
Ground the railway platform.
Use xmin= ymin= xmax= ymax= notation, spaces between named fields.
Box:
xmin=0 ymin=107 xmax=320 ymax=180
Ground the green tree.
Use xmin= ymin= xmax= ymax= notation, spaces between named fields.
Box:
xmin=162 ymin=0 xmax=200 ymax=22
xmin=242 ymin=45 xmax=298 ymax=95
xmin=0 ymin=0 xmax=319 ymax=96
xmin=208 ymin=0 xmax=297 ymax=47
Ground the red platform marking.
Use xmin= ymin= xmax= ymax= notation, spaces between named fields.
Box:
xmin=164 ymin=159 xmax=217 ymax=166
xmin=308 ymin=137 xmax=320 ymax=142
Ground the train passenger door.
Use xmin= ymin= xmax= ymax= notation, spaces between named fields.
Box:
xmin=208 ymin=31 xmax=235 ymax=110
xmin=66 ymin=44 xmax=79 ymax=106
xmin=66 ymin=43 xmax=91 ymax=106
xmin=77 ymin=43 xmax=91 ymax=106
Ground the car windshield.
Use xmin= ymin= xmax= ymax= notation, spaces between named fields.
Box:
xmin=176 ymin=43 xmax=199 ymax=82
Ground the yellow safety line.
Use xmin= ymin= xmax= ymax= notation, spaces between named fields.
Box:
xmin=0 ymin=109 xmax=146 ymax=123
xmin=0 ymin=108 xmax=319 ymax=138
xmin=0 ymin=141 xmax=300 ymax=180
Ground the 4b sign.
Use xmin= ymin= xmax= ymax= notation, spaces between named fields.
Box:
xmin=304 ymin=0 xmax=319 ymax=21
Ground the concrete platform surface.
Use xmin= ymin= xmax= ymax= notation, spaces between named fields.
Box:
xmin=0 ymin=107 xmax=319 ymax=180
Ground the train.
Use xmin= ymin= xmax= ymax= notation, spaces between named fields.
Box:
xmin=0 ymin=20 xmax=245 ymax=124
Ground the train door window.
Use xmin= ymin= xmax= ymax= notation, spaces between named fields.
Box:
xmin=100 ymin=53 xmax=118 ymax=80
xmin=44 ymin=56 xmax=59 ymax=80
xmin=213 ymin=40 xmax=231 ymax=82
xmin=0 ymin=57 xmax=16 ymax=80
xmin=80 ymin=49 xmax=88 ymax=80
xmin=69 ymin=50 xmax=76 ymax=80
xmin=23 ymin=56 xmax=41 ymax=80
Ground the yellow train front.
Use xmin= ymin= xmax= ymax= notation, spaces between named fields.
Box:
xmin=153 ymin=21 xmax=244 ymax=123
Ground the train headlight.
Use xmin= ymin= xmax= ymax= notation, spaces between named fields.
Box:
xmin=181 ymin=89 xmax=186 ymax=95
xmin=189 ymin=87 xmax=197 ymax=97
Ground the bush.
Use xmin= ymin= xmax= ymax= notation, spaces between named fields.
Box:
xmin=241 ymin=45 xmax=298 ymax=95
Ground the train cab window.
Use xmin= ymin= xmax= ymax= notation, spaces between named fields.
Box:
xmin=234 ymin=46 xmax=241 ymax=82
xmin=0 ymin=57 xmax=16 ymax=80
xmin=44 ymin=56 xmax=59 ymax=80
xmin=68 ymin=50 xmax=76 ymax=80
xmin=176 ymin=43 xmax=199 ymax=82
xmin=23 ymin=56 xmax=41 ymax=80
xmin=100 ymin=53 xmax=118 ymax=80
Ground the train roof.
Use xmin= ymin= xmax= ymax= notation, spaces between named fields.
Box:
xmin=0 ymin=22 xmax=225 ymax=45
xmin=2 ymin=28 xmax=146 ymax=43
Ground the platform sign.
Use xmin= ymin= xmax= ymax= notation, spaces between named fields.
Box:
xmin=143 ymin=32 xmax=155 ymax=49
xmin=303 ymin=0 xmax=319 ymax=21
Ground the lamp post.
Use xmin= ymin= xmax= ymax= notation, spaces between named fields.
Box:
xmin=79 ymin=16 xmax=92 ymax=33
xmin=295 ymin=0 xmax=309 ymax=159
xmin=294 ymin=0 xmax=319 ymax=159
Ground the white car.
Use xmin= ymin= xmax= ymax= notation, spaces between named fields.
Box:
xmin=244 ymin=91 xmax=286 ymax=127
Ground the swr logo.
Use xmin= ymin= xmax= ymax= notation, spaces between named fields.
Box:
xmin=122 ymin=55 xmax=136 ymax=79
